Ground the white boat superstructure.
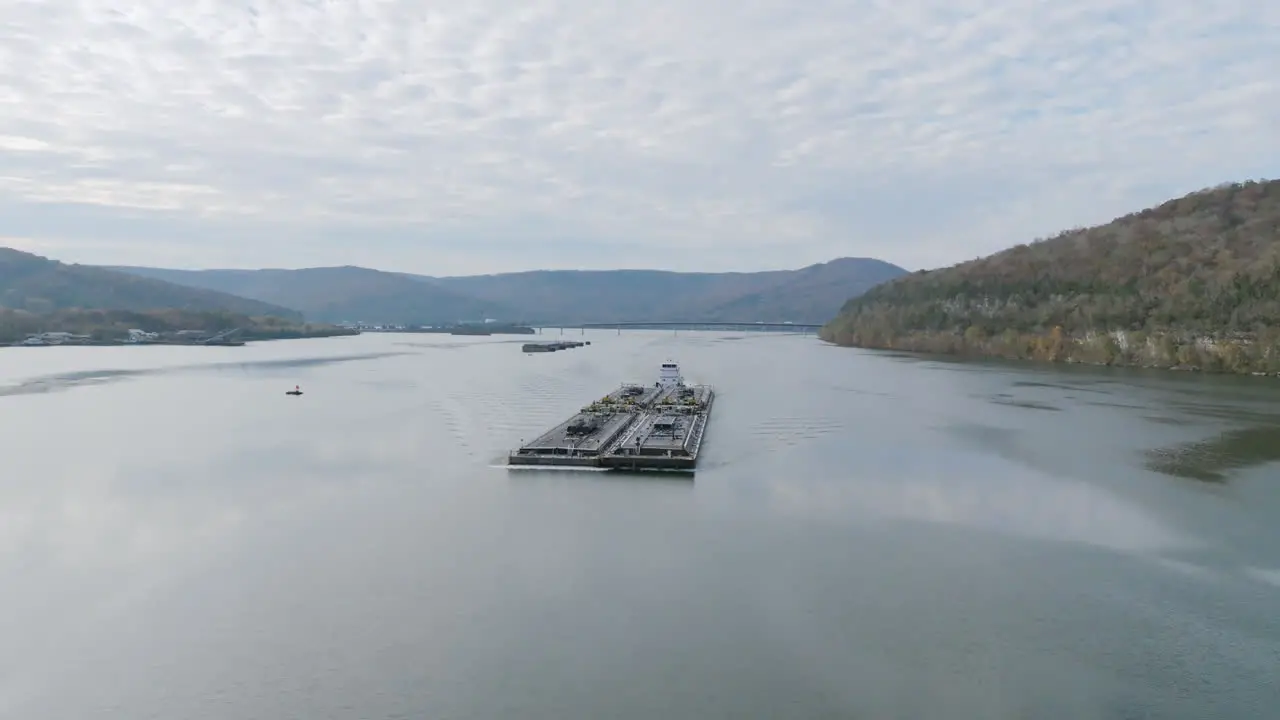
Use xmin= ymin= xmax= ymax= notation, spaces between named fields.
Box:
xmin=658 ymin=360 xmax=684 ymax=387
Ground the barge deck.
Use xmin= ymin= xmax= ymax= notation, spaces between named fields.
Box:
xmin=508 ymin=361 xmax=713 ymax=472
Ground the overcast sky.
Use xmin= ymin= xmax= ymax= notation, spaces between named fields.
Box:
xmin=0 ymin=0 xmax=1276 ymax=275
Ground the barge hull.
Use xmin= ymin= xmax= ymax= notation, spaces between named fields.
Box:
xmin=599 ymin=455 xmax=697 ymax=471
xmin=507 ymin=453 xmax=603 ymax=468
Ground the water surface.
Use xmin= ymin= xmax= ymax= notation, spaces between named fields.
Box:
xmin=1 ymin=331 xmax=1277 ymax=719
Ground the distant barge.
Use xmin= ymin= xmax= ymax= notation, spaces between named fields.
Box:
xmin=508 ymin=361 xmax=713 ymax=472
xmin=523 ymin=341 xmax=588 ymax=353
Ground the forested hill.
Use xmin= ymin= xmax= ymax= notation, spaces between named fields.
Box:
xmin=0 ymin=247 xmax=301 ymax=319
xmin=821 ymin=179 xmax=1280 ymax=374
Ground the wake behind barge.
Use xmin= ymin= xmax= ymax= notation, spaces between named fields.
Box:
xmin=507 ymin=361 xmax=714 ymax=472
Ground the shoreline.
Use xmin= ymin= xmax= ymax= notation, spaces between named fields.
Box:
xmin=819 ymin=330 xmax=1280 ymax=378
xmin=5 ymin=330 xmax=360 ymax=348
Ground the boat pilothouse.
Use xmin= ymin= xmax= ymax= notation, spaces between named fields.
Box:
xmin=658 ymin=360 xmax=684 ymax=387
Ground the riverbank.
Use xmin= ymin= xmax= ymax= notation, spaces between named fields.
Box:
xmin=819 ymin=326 xmax=1280 ymax=377
xmin=8 ymin=330 xmax=359 ymax=348
xmin=0 ymin=308 xmax=359 ymax=347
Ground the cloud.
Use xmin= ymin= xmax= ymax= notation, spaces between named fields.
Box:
xmin=0 ymin=0 xmax=1276 ymax=274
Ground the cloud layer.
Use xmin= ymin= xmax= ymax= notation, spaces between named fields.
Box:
xmin=0 ymin=0 xmax=1276 ymax=273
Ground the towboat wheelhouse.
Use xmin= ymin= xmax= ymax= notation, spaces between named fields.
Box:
xmin=658 ymin=361 xmax=684 ymax=387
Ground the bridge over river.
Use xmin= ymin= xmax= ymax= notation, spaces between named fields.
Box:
xmin=534 ymin=321 xmax=824 ymax=335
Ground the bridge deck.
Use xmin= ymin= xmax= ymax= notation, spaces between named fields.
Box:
xmin=533 ymin=321 xmax=822 ymax=330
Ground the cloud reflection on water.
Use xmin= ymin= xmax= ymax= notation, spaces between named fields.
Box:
xmin=755 ymin=454 xmax=1192 ymax=557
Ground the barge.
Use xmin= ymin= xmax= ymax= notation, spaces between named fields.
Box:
xmin=523 ymin=341 xmax=587 ymax=353
xmin=507 ymin=361 xmax=714 ymax=472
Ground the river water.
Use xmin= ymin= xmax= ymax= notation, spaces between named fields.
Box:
xmin=1 ymin=331 xmax=1277 ymax=719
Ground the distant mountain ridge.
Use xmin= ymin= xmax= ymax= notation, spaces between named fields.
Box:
xmin=0 ymin=247 xmax=301 ymax=319
xmin=112 ymin=265 xmax=513 ymax=326
xmin=111 ymin=257 xmax=908 ymax=325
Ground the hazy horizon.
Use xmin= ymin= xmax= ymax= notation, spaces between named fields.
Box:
xmin=1 ymin=1 xmax=1276 ymax=275
xmin=79 ymin=254 xmax=904 ymax=277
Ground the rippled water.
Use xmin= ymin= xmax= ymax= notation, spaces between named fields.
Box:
xmin=1 ymin=331 xmax=1278 ymax=719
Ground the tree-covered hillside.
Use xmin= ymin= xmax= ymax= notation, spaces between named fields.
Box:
xmin=0 ymin=248 xmax=300 ymax=319
xmin=821 ymin=180 xmax=1280 ymax=374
